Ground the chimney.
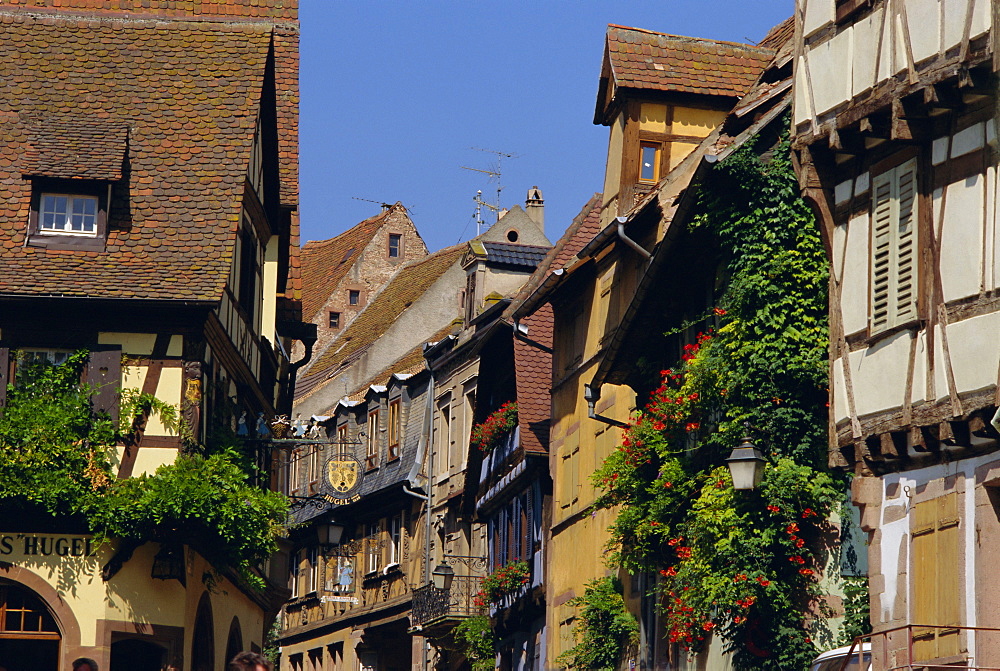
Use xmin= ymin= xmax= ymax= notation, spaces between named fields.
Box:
xmin=525 ymin=186 xmax=544 ymax=231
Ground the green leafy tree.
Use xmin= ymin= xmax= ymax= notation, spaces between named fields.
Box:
xmin=453 ymin=615 xmax=497 ymax=671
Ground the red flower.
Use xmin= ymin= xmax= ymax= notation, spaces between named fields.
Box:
xmin=802 ymin=508 xmax=817 ymax=518
xmin=799 ymin=568 xmax=814 ymax=576
xmin=676 ymin=547 xmax=692 ymax=559
xmin=734 ymin=615 xmax=746 ymax=624
xmin=668 ymin=536 xmax=684 ymax=546
xmin=702 ymin=621 xmax=714 ymax=631
xmin=795 ymin=538 xmax=805 ymax=548
xmin=766 ymin=504 xmax=780 ymax=513
xmin=756 ymin=576 xmax=770 ymax=587
xmin=789 ymin=556 xmax=805 ymax=565
xmin=663 ymin=481 xmax=673 ymax=488
xmin=786 ymin=523 xmax=799 ymax=534
xmin=734 ymin=574 xmax=747 ymax=582
xmin=685 ymin=422 xmax=700 ymax=432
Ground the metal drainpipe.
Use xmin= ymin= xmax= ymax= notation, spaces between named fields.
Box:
xmin=615 ymin=216 xmax=652 ymax=262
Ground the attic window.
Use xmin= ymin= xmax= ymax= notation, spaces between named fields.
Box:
xmin=349 ymin=290 xmax=360 ymax=306
xmin=639 ymin=142 xmax=661 ymax=183
xmin=340 ymin=247 xmax=355 ymax=264
xmin=388 ymin=234 xmax=401 ymax=258
xmin=39 ymin=194 xmax=99 ymax=235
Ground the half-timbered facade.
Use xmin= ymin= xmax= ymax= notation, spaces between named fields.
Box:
xmin=0 ymin=1 xmax=304 ymax=668
xmin=792 ymin=0 xmax=1000 ymax=666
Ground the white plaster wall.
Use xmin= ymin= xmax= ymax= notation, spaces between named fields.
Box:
xmin=994 ymin=167 xmax=1000 ymax=291
xmin=850 ymin=330 xmax=912 ymax=416
xmin=876 ymin=6 xmax=896 ymax=82
xmin=833 ymin=357 xmax=849 ymax=424
xmin=908 ymin=0 xmax=941 ymax=64
xmin=910 ymin=331 xmax=928 ymax=406
xmin=794 ymin=54 xmax=814 ymax=127
xmin=841 ymin=213 xmax=870 ymax=336
xmin=944 ymin=311 xmax=1000 ymax=395
xmin=852 ymin=12 xmax=878 ymax=97
xmin=938 ymin=174 xmax=985 ymax=303
xmin=802 ymin=0 xmax=834 ymax=37
xmin=812 ymin=31 xmax=851 ymax=116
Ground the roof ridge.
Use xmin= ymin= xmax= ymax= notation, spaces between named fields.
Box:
xmin=607 ymin=24 xmax=775 ymax=53
xmin=301 ymin=208 xmax=393 ymax=251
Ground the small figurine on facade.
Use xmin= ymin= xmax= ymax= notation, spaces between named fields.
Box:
xmin=307 ymin=418 xmax=323 ymax=439
xmin=255 ymin=412 xmax=270 ymax=438
xmin=292 ymin=413 xmax=307 ymax=438
xmin=236 ymin=411 xmax=249 ymax=437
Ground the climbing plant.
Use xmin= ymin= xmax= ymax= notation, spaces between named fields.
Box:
xmin=453 ymin=615 xmax=497 ymax=671
xmin=593 ymin=129 xmax=848 ymax=669
xmin=556 ymin=577 xmax=639 ymax=671
xmin=0 ymin=350 xmax=287 ymax=588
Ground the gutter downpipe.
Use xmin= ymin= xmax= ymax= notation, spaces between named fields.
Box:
xmin=615 ymin=216 xmax=652 ymax=263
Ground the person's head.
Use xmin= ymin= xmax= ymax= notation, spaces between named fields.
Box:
xmin=72 ymin=658 xmax=99 ymax=671
xmin=228 ymin=651 xmax=272 ymax=671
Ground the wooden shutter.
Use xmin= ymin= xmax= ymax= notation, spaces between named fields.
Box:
xmin=871 ymin=172 xmax=894 ymax=332
xmin=894 ymin=160 xmax=918 ymax=324
xmin=912 ymin=493 xmax=961 ymax=660
xmin=86 ymin=347 xmax=121 ymax=424
xmin=871 ymin=159 xmax=919 ymax=334
xmin=0 ymin=347 xmax=9 ymax=408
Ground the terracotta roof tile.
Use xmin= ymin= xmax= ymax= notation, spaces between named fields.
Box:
xmin=299 ymin=204 xmax=403 ymax=321
xmin=22 ymin=120 xmax=128 ymax=181
xmin=506 ymin=193 xmax=604 ymax=455
xmin=758 ymin=16 xmax=794 ymax=51
xmin=605 ymin=25 xmax=774 ymax=100
xmin=0 ymin=8 xmax=294 ymax=301
xmin=295 ymin=244 xmax=466 ymax=399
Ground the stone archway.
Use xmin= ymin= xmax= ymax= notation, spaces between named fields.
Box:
xmin=190 ymin=592 xmax=214 ymax=671
xmin=0 ymin=579 xmax=61 ymax=671
xmin=0 ymin=565 xmax=84 ymax=669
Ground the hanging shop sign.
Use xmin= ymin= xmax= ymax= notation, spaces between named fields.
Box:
xmin=321 ymin=453 xmax=365 ymax=505
xmin=0 ymin=533 xmax=97 ymax=559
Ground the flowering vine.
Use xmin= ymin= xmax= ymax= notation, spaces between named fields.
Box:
xmin=470 ymin=401 xmax=518 ymax=452
xmin=592 ymin=130 xmax=847 ymax=670
xmin=473 ymin=559 xmax=530 ymax=606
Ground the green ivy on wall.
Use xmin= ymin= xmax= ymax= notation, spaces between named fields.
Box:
xmin=593 ymin=128 xmax=849 ymax=669
xmin=556 ymin=577 xmax=639 ymax=671
xmin=0 ymin=350 xmax=287 ymax=588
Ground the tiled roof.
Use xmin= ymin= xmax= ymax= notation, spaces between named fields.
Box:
xmin=0 ymin=9 xmax=291 ymax=301
xmin=604 ymin=25 xmax=774 ymax=100
xmin=22 ymin=120 xmax=128 ymax=181
xmin=482 ymin=241 xmax=550 ymax=268
xmin=506 ymin=194 xmax=603 ymax=455
xmin=299 ymin=205 xmax=401 ymax=322
xmin=758 ymin=16 xmax=794 ymax=51
xmin=295 ymin=244 xmax=466 ymax=399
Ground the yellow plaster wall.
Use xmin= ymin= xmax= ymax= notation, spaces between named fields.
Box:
xmin=671 ymin=106 xmax=727 ymax=136
xmin=639 ymin=102 xmax=667 ymax=133
xmin=669 ymin=141 xmax=701 ymax=170
xmin=602 ymin=112 xmax=625 ymax=214
xmin=98 ymin=332 xmax=156 ymax=356
xmin=145 ymin=366 xmax=182 ymax=437
xmin=547 ymin=256 xmax=637 ymax=667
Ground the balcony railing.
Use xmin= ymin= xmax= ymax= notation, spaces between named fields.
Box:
xmin=411 ymin=575 xmax=484 ymax=628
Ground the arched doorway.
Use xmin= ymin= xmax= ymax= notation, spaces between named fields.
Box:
xmin=109 ymin=638 xmax=167 ymax=671
xmin=190 ymin=592 xmax=214 ymax=671
xmin=224 ymin=617 xmax=243 ymax=668
xmin=0 ymin=580 xmax=61 ymax=671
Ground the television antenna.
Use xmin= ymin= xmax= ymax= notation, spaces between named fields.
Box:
xmin=461 ymin=147 xmax=518 ymax=229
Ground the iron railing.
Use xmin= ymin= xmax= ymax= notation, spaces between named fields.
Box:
xmin=411 ymin=575 xmax=484 ymax=627
xmin=843 ymin=624 xmax=1000 ymax=670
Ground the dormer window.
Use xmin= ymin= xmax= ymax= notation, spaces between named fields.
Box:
xmin=388 ymin=233 xmax=401 ymax=258
xmin=39 ymin=194 xmax=98 ymax=235
xmin=21 ymin=119 xmax=127 ymax=251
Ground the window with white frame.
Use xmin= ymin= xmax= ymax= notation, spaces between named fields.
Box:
xmin=365 ymin=521 xmax=381 ymax=574
xmin=387 ymin=514 xmax=402 ymax=566
xmin=366 ymin=410 xmax=379 ymax=470
xmin=307 ymin=546 xmax=319 ymax=594
xmin=39 ymin=193 xmax=99 ymax=235
xmin=870 ymin=158 xmax=918 ymax=334
xmin=290 ymin=549 xmax=301 ymax=598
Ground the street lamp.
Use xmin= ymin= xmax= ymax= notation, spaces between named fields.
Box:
xmin=317 ymin=522 xmax=345 ymax=548
xmin=151 ymin=543 xmax=186 ymax=583
xmin=431 ymin=562 xmax=455 ymax=591
xmin=726 ymin=436 xmax=766 ymax=490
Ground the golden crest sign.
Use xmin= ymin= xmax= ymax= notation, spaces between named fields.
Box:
xmin=322 ymin=454 xmax=364 ymax=504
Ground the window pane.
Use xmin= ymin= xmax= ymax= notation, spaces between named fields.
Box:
xmin=640 ymin=145 xmax=658 ymax=181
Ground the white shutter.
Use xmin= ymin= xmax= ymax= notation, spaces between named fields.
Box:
xmin=870 ymin=158 xmax=919 ymax=333
xmin=871 ymin=172 xmax=893 ymax=332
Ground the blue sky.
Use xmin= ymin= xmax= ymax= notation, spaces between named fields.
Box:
xmin=299 ymin=1 xmax=793 ymax=252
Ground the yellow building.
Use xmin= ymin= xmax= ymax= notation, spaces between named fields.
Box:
xmin=513 ymin=25 xmax=775 ymax=669
xmin=0 ymin=1 xmax=304 ymax=668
